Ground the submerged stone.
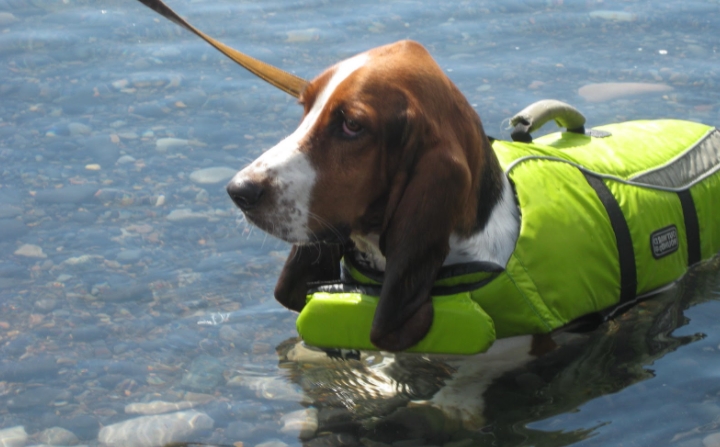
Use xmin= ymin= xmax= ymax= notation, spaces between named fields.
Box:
xmin=6 ymin=387 xmax=62 ymax=411
xmin=13 ymin=244 xmax=46 ymax=258
xmin=189 ymin=167 xmax=237 ymax=185
xmin=280 ymin=408 xmax=319 ymax=440
xmin=578 ymin=82 xmax=672 ymax=102
xmin=0 ymin=12 xmax=19 ymax=25
xmin=68 ymin=122 xmax=92 ymax=136
xmin=255 ymin=440 xmax=289 ymax=447
xmin=0 ymin=426 xmax=27 ymax=447
xmin=34 ymin=184 xmax=99 ymax=204
xmin=99 ymin=284 xmax=153 ymax=303
xmin=588 ymin=10 xmax=637 ymax=21
xmin=97 ymin=410 xmax=213 ymax=447
xmin=38 ymin=426 xmax=80 ymax=446
xmin=166 ymin=209 xmax=208 ymax=223
xmin=227 ymin=376 xmax=310 ymax=403
xmin=125 ymin=400 xmax=196 ymax=415
xmin=705 ymin=432 xmax=720 ymax=447
xmin=180 ymin=355 xmax=225 ymax=392
xmin=0 ymin=357 xmax=60 ymax=381
xmin=155 ymin=137 xmax=189 ymax=151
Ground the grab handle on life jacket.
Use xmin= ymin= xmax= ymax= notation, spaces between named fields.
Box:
xmin=510 ymin=100 xmax=586 ymax=143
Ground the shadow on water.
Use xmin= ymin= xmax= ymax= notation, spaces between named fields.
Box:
xmin=274 ymin=257 xmax=720 ymax=447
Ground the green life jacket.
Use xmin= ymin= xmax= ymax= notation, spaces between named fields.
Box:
xmin=297 ymin=119 xmax=720 ymax=355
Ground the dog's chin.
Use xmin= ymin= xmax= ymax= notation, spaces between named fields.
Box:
xmin=242 ymin=213 xmax=350 ymax=246
xmin=240 ymin=213 xmax=302 ymax=243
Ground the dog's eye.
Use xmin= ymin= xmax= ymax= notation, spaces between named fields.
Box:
xmin=342 ymin=118 xmax=363 ymax=137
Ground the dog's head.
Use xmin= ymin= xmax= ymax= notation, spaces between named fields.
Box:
xmin=227 ymin=40 xmax=501 ymax=350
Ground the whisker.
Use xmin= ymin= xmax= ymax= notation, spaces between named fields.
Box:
xmin=312 ymin=241 xmax=324 ymax=264
xmin=288 ymin=245 xmax=300 ymax=262
xmin=307 ymin=211 xmax=344 ymax=242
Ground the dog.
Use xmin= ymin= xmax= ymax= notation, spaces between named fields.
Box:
xmin=226 ymin=39 xmax=720 ymax=356
xmin=226 ymin=40 xmax=520 ymax=352
xmin=223 ymin=38 xmax=720 ymax=432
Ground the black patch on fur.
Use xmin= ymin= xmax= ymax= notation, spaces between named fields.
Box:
xmin=473 ymin=144 xmax=504 ymax=232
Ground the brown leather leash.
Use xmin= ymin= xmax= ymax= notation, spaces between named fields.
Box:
xmin=136 ymin=0 xmax=308 ymax=98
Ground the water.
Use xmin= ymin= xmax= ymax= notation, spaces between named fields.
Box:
xmin=0 ymin=0 xmax=719 ymax=446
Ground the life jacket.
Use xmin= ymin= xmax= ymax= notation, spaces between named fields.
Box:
xmin=297 ymin=119 xmax=720 ymax=354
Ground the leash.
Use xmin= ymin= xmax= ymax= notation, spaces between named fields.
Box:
xmin=135 ymin=0 xmax=308 ymax=98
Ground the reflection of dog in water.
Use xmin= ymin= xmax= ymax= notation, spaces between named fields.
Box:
xmin=279 ymin=281 xmax=702 ymax=442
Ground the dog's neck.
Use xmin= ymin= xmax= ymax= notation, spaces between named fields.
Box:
xmin=351 ymin=174 xmax=520 ymax=271
xmin=446 ymin=174 xmax=519 ymax=266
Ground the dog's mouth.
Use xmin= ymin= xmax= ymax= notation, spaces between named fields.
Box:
xmin=237 ymin=206 xmax=351 ymax=246
xmin=240 ymin=211 xmax=305 ymax=244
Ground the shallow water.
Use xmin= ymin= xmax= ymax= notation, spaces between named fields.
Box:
xmin=0 ymin=0 xmax=719 ymax=446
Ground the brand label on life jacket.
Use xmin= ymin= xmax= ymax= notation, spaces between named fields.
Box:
xmin=651 ymin=225 xmax=679 ymax=259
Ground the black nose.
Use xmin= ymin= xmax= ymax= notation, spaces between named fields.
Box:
xmin=226 ymin=180 xmax=265 ymax=211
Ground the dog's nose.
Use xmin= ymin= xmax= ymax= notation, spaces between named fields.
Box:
xmin=226 ymin=180 xmax=265 ymax=211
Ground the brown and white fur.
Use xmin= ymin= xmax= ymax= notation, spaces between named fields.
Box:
xmin=227 ymin=40 xmax=521 ymax=353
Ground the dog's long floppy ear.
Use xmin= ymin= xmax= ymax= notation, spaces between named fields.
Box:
xmin=274 ymin=244 xmax=344 ymax=312
xmin=370 ymin=108 xmax=475 ymax=351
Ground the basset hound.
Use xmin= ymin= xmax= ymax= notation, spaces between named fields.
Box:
xmin=226 ymin=40 xmax=520 ymax=352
